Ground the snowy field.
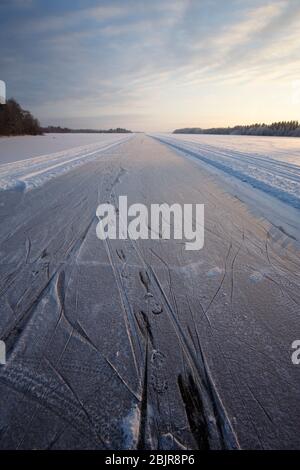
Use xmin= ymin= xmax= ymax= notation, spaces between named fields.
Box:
xmin=0 ymin=133 xmax=133 ymax=191
xmin=152 ymin=133 xmax=300 ymax=209
xmin=0 ymin=133 xmax=135 ymax=164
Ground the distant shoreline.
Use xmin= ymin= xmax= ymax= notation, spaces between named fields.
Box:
xmin=0 ymin=98 xmax=132 ymax=137
xmin=42 ymin=126 xmax=132 ymax=134
xmin=174 ymin=121 xmax=300 ymax=138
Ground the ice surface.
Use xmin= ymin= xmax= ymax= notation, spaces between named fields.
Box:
xmin=0 ymin=134 xmax=300 ymax=450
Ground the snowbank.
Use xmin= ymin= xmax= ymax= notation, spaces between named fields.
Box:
xmin=152 ymin=133 xmax=300 ymax=209
xmin=0 ymin=133 xmax=133 ymax=191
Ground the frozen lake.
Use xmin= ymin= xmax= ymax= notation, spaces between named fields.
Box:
xmin=0 ymin=134 xmax=300 ymax=450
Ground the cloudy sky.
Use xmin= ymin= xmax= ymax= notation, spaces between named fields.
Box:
xmin=0 ymin=0 xmax=299 ymax=131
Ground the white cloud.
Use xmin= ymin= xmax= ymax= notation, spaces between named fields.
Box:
xmin=21 ymin=4 xmax=128 ymax=34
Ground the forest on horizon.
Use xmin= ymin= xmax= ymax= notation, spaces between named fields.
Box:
xmin=174 ymin=121 xmax=300 ymax=137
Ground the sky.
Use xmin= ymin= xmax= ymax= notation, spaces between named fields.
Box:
xmin=0 ymin=0 xmax=300 ymax=131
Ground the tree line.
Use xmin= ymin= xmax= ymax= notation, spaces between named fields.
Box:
xmin=41 ymin=126 xmax=132 ymax=134
xmin=0 ymin=98 xmax=132 ymax=136
xmin=0 ymin=98 xmax=42 ymax=136
xmin=173 ymin=121 xmax=300 ymax=137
